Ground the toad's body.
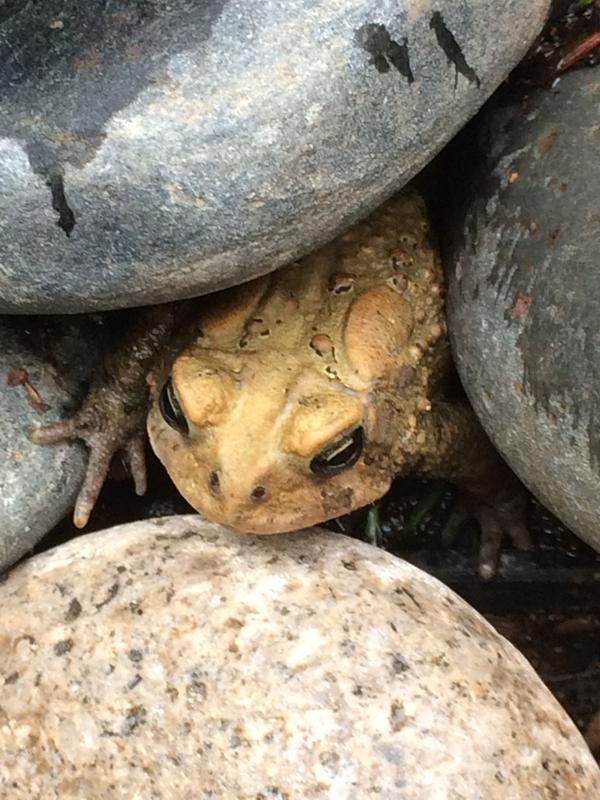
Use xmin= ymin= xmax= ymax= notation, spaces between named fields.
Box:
xmin=33 ymin=188 xmax=528 ymax=574
xmin=148 ymin=190 xmax=456 ymax=531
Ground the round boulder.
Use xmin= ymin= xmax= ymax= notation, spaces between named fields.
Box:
xmin=0 ymin=0 xmax=549 ymax=312
xmin=446 ymin=65 xmax=600 ymax=553
xmin=0 ymin=517 xmax=598 ymax=797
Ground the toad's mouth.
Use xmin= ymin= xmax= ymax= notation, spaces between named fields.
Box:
xmin=169 ymin=466 xmax=392 ymax=535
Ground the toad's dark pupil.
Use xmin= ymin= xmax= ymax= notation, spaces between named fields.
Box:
xmin=159 ymin=378 xmax=189 ymax=435
xmin=310 ymin=427 xmax=364 ymax=477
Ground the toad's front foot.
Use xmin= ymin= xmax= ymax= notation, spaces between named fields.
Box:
xmin=30 ymin=384 xmax=148 ymax=528
xmin=442 ymin=488 xmax=533 ymax=581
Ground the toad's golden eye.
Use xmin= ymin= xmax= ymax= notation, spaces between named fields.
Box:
xmin=159 ymin=377 xmax=189 ymax=436
xmin=310 ymin=427 xmax=364 ymax=477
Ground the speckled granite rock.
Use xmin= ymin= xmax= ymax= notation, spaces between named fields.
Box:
xmin=446 ymin=65 xmax=600 ymax=553
xmin=1 ymin=517 xmax=597 ymax=798
xmin=0 ymin=317 xmax=100 ymax=572
xmin=0 ymin=0 xmax=549 ymax=313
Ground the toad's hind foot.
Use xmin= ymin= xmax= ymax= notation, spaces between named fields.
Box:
xmin=30 ymin=394 xmax=148 ymax=528
xmin=441 ymin=490 xmax=534 ymax=581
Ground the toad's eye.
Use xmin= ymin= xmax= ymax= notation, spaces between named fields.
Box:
xmin=159 ymin=378 xmax=189 ymax=435
xmin=310 ymin=427 xmax=364 ymax=476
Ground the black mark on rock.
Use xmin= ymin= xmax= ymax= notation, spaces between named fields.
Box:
xmin=355 ymin=23 xmax=414 ymax=83
xmin=128 ymin=648 xmax=143 ymax=663
xmin=394 ymin=586 xmax=423 ymax=612
xmin=430 ymin=12 xmax=480 ymax=88
xmin=386 ymin=39 xmax=414 ymax=82
xmin=95 ymin=580 xmax=120 ymax=611
xmin=127 ymin=674 xmax=143 ymax=690
xmin=65 ymin=597 xmax=82 ymax=622
xmin=54 ymin=638 xmax=74 ymax=656
xmin=47 ymin=173 xmax=76 ymax=236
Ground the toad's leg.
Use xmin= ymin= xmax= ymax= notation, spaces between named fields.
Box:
xmin=30 ymin=304 xmax=179 ymax=528
xmin=416 ymin=402 xmax=533 ymax=580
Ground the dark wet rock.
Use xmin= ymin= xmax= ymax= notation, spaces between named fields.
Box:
xmin=0 ymin=0 xmax=549 ymax=313
xmin=0 ymin=317 xmax=101 ymax=571
xmin=446 ymin=65 xmax=600 ymax=553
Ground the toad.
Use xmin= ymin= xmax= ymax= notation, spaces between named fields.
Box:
xmin=32 ymin=188 xmax=531 ymax=578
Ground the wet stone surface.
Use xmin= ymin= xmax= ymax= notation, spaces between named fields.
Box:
xmin=0 ymin=317 xmax=101 ymax=572
xmin=0 ymin=517 xmax=598 ymax=798
xmin=0 ymin=0 xmax=549 ymax=313
xmin=445 ymin=63 xmax=600 ymax=554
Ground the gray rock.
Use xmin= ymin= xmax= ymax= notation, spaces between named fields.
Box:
xmin=446 ymin=66 xmax=600 ymax=552
xmin=0 ymin=317 xmax=100 ymax=571
xmin=1 ymin=516 xmax=598 ymax=798
xmin=0 ymin=0 xmax=549 ymax=313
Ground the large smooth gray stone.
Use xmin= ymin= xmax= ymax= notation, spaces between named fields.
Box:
xmin=0 ymin=318 xmax=99 ymax=571
xmin=0 ymin=0 xmax=549 ymax=313
xmin=446 ymin=66 xmax=600 ymax=553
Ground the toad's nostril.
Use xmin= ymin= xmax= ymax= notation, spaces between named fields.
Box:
xmin=208 ymin=471 xmax=220 ymax=496
xmin=249 ymin=485 xmax=267 ymax=504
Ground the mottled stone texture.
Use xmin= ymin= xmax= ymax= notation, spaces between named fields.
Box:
xmin=0 ymin=319 xmax=100 ymax=571
xmin=0 ymin=517 xmax=597 ymax=798
xmin=0 ymin=0 xmax=549 ymax=312
xmin=446 ymin=66 xmax=600 ymax=553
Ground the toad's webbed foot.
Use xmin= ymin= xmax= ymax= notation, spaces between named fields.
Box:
xmin=30 ymin=382 xmax=148 ymax=528
xmin=441 ymin=487 xmax=533 ymax=581
xmin=420 ymin=402 xmax=535 ymax=581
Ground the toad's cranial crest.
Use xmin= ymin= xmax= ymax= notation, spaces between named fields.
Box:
xmin=147 ymin=190 xmax=448 ymax=533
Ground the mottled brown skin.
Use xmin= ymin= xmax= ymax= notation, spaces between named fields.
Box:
xmin=32 ymin=189 xmax=531 ymax=578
